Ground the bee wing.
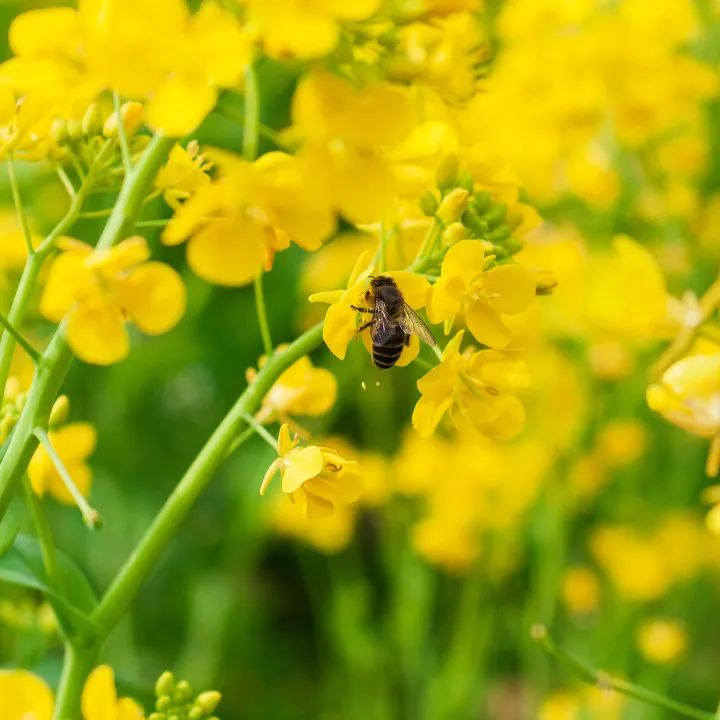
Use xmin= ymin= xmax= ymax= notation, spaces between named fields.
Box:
xmin=371 ymin=300 xmax=396 ymax=345
xmin=399 ymin=303 xmax=437 ymax=347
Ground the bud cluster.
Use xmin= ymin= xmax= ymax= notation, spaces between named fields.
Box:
xmin=149 ymin=671 xmax=222 ymax=720
xmin=420 ymin=155 xmax=526 ymax=264
xmin=0 ymin=377 xmax=27 ymax=444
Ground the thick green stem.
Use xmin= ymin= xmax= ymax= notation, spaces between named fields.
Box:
xmin=533 ymin=625 xmax=717 ymax=720
xmin=91 ymin=323 xmax=323 ymax=635
xmin=53 ymin=641 xmax=101 ymax=720
xmin=0 ymin=134 xmax=174 ymax=524
xmin=242 ymin=64 xmax=260 ymax=161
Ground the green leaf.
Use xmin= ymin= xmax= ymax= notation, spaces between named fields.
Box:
xmin=0 ymin=533 xmax=98 ymax=635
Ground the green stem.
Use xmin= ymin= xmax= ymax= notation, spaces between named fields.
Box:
xmin=409 ymin=219 xmax=442 ymax=272
xmin=56 ymin=165 xmax=76 ymax=199
xmin=53 ymin=641 xmax=101 ymax=720
xmin=533 ymin=625 xmax=716 ymax=720
xmin=254 ymin=273 xmax=273 ymax=356
xmin=0 ymin=309 xmax=40 ymax=363
xmin=242 ymin=64 xmax=260 ymax=161
xmin=7 ymin=153 xmax=34 ymax=256
xmin=239 ymin=410 xmax=278 ymax=450
xmin=23 ymin=478 xmax=62 ymax=591
xmin=34 ymin=428 xmax=102 ymax=529
xmin=135 ymin=218 xmax=169 ymax=228
xmin=0 ymin=134 xmax=174 ymax=525
xmin=91 ymin=322 xmax=323 ymax=635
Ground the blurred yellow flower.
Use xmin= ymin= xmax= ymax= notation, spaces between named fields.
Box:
xmin=240 ymin=0 xmax=381 ymax=58
xmin=594 ymin=419 xmax=647 ymax=468
xmin=40 ymin=236 xmax=185 ymax=365
xmin=561 ymin=566 xmax=600 ymax=616
xmin=539 ymin=687 xmax=624 ymax=720
xmin=3 ymin=0 xmax=251 ymax=136
xmin=163 ymin=150 xmax=335 ymax=286
xmin=703 ymin=485 xmax=720 ymax=535
xmin=309 ymin=255 xmax=429 ymax=364
xmin=0 ymin=664 xmax=143 ymax=720
xmin=426 ymin=240 xmax=536 ymax=348
xmin=260 ymin=424 xmax=362 ymax=518
xmin=252 ymin=352 xmax=337 ymax=423
xmin=28 ymin=422 xmax=96 ymax=505
xmin=154 ymin=141 xmax=212 ymax=210
xmin=412 ymin=330 xmax=528 ymax=440
xmin=636 ymin=619 xmax=687 ymax=665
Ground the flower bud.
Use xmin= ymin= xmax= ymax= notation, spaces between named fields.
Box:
xmin=174 ymin=679 xmax=193 ymax=703
xmin=441 ymin=221 xmax=466 ymax=246
xmin=419 ymin=191 xmax=439 ymax=217
xmin=103 ymin=101 xmax=144 ymax=138
xmin=155 ymin=671 xmax=175 ymax=697
xmin=49 ymin=117 xmax=68 ymax=145
xmin=471 ymin=192 xmax=491 ymax=214
xmin=436 ymin=188 xmax=470 ymax=225
xmin=457 ymin=171 xmax=474 ymax=192
xmin=436 ymin=155 xmax=458 ymax=192
xmin=195 ymin=691 xmax=221 ymax=715
xmin=82 ymin=103 xmax=103 ymax=136
xmin=156 ymin=695 xmax=172 ymax=712
xmin=487 ymin=226 xmax=510 ymax=243
xmin=67 ymin=118 xmax=83 ymax=141
xmin=49 ymin=395 xmax=70 ymax=427
xmin=188 ymin=708 xmax=204 ymax=720
xmin=484 ymin=203 xmax=507 ymax=227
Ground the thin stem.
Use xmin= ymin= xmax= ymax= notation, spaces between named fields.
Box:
xmin=532 ymin=625 xmax=716 ymax=720
xmin=254 ymin=272 xmax=273 ymax=356
xmin=91 ymin=322 xmax=323 ymax=635
xmin=240 ymin=410 xmax=278 ymax=450
xmin=33 ymin=428 xmax=102 ymax=529
xmin=135 ymin=218 xmax=169 ymax=228
xmin=53 ymin=642 xmax=100 ymax=720
xmin=242 ymin=64 xmax=260 ymax=161
xmin=79 ymin=208 xmax=113 ymax=219
xmin=56 ymin=165 xmax=76 ymax=199
xmin=113 ymin=92 xmax=132 ymax=173
xmin=7 ymin=153 xmax=34 ymax=256
xmin=409 ymin=219 xmax=442 ymax=271
xmin=0 ymin=309 xmax=41 ymax=363
xmin=378 ymin=221 xmax=388 ymax=272
xmin=23 ymin=477 xmax=62 ymax=592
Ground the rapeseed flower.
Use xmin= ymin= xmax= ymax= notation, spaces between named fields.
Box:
xmin=636 ymin=619 xmax=687 ymax=665
xmin=154 ymin=141 xmax=212 ymax=210
xmin=40 ymin=236 xmax=185 ymax=365
xmin=260 ymin=424 xmax=362 ymax=518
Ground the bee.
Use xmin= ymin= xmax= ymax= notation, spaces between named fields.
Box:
xmin=352 ymin=275 xmax=436 ymax=369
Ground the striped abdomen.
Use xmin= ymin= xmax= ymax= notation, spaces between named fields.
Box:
xmin=372 ymin=326 xmax=408 ymax=369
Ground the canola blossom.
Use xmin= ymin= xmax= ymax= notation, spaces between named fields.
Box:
xmin=0 ymin=1 xmax=718 ymax=719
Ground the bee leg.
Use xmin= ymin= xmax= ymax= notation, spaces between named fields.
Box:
xmin=351 ymin=305 xmax=373 ymax=313
xmin=357 ymin=320 xmax=374 ymax=332
xmin=404 ymin=334 xmax=411 ymax=346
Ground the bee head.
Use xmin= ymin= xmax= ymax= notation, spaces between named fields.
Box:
xmin=369 ymin=275 xmax=396 ymax=289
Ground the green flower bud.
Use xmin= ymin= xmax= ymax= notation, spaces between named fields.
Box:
xmin=484 ymin=203 xmax=507 ymax=227
xmin=436 ymin=155 xmax=458 ymax=192
xmin=487 ymin=226 xmax=510 ymax=243
xmin=156 ymin=695 xmax=172 ymax=712
xmin=195 ymin=691 xmax=221 ymax=715
xmin=188 ymin=708 xmax=204 ymax=720
xmin=175 ymin=680 xmax=193 ymax=703
xmin=49 ymin=117 xmax=68 ymax=145
xmin=82 ymin=103 xmax=103 ymax=136
xmin=471 ymin=192 xmax=491 ymax=214
xmin=419 ymin=191 xmax=439 ymax=217
xmin=156 ymin=671 xmax=175 ymax=697
xmin=67 ymin=118 xmax=83 ymax=141
xmin=149 ymin=713 xmax=166 ymax=720
xmin=436 ymin=188 xmax=470 ymax=225
xmin=457 ymin=171 xmax=474 ymax=192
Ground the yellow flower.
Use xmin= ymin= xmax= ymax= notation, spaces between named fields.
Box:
xmin=309 ymin=253 xmax=430 ymax=364
xmin=291 ymin=71 xmax=416 ymax=224
xmin=0 ymin=665 xmax=143 ymax=720
xmin=561 ymin=566 xmax=600 ymax=616
xmin=3 ymin=0 xmax=251 ymax=137
xmin=260 ymin=424 xmax=362 ymax=518
xmin=703 ymin=485 xmax=720 ymax=534
xmin=240 ymin=0 xmax=381 ymax=59
xmin=426 ymin=240 xmax=536 ymax=348
xmin=163 ymin=150 xmax=335 ymax=286
xmin=636 ymin=619 xmax=687 ymax=665
xmin=250 ymin=351 xmax=337 ymax=423
xmin=154 ymin=141 xmax=212 ymax=210
xmin=28 ymin=422 xmax=96 ymax=505
xmin=594 ymin=419 xmax=647 ymax=468
xmin=412 ymin=330 xmax=528 ymax=440
xmin=40 ymin=236 xmax=186 ymax=365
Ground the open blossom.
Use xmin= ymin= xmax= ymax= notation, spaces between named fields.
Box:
xmin=154 ymin=141 xmax=212 ymax=210
xmin=40 ymin=236 xmax=185 ymax=365
xmin=163 ymin=150 xmax=336 ymax=287
xmin=412 ymin=330 xmax=528 ymax=440
xmin=426 ymin=239 xmax=536 ymax=348
xmin=309 ymin=253 xmax=430 ymax=363
xmin=0 ymin=665 xmax=144 ymax=720
xmin=28 ymin=422 xmax=96 ymax=505
xmin=1 ymin=0 xmax=251 ymax=137
xmin=260 ymin=424 xmax=362 ymax=518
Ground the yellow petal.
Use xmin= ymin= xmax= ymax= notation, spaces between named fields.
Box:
xmin=483 ymin=263 xmax=536 ymax=314
xmin=145 ymin=75 xmax=217 ymax=137
xmin=396 ymin=335 xmax=420 ymax=367
xmin=441 ymin=239 xmax=484 ymax=287
xmin=10 ymin=8 xmax=81 ymax=58
xmin=384 ymin=271 xmax=430 ymax=309
xmin=47 ymin=462 xmax=92 ymax=505
xmin=282 ymin=446 xmax=324 ymax=493
xmin=0 ymin=669 xmax=53 ymax=720
xmin=50 ymin=422 xmax=97 ymax=462
xmin=465 ymin=300 xmax=512 ymax=348
xmin=412 ymin=394 xmax=453 ymax=438
xmin=117 ymin=262 xmax=186 ymax=335
xmin=116 ymin=697 xmax=145 ymax=720
xmin=40 ymin=250 xmax=92 ymax=323
xmin=322 ymin=301 xmax=357 ymax=360
xmin=187 ymin=218 xmax=264 ymax=287
xmin=277 ymin=423 xmax=297 ymax=456
xmin=309 ymin=290 xmax=344 ymax=305
xmin=0 ymin=85 xmax=16 ymax=125
xmin=426 ymin=275 xmax=463 ymax=324
xmin=67 ymin=300 xmax=129 ymax=365
xmin=81 ymin=666 xmax=117 ymax=720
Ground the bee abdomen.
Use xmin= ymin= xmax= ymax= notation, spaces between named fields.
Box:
xmin=372 ymin=342 xmax=404 ymax=369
